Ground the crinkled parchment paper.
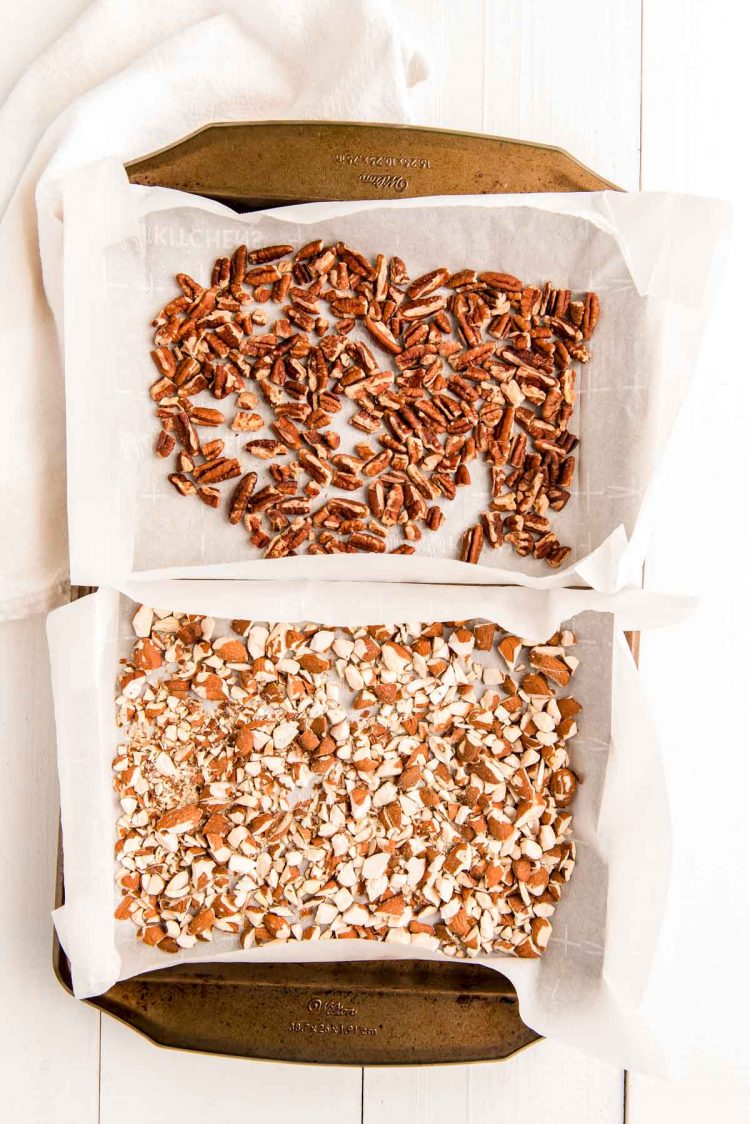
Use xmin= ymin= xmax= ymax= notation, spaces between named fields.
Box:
xmin=56 ymin=160 xmax=729 ymax=591
xmin=48 ymin=581 xmax=693 ymax=1070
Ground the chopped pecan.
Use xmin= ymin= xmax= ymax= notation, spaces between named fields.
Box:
xmin=192 ymin=458 xmax=241 ymax=485
xmin=168 ymin=473 xmax=196 ymax=496
xmin=460 ymin=524 xmax=484 ymax=564
xmin=247 ymin=244 xmax=293 ymax=264
xmin=151 ymin=240 xmax=598 ymax=567
xmin=245 ymin=440 xmax=288 ymax=460
xmin=155 ymin=430 xmax=175 ymax=458
xmin=228 ymin=472 xmax=258 ymax=525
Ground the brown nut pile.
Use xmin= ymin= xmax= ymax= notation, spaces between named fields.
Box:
xmin=113 ymin=605 xmax=581 ymax=959
xmin=150 ymin=241 xmax=600 ymax=567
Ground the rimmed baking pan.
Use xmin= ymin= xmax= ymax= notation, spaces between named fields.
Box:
xmin=53 ymin=121 xmax=621 ymax=1065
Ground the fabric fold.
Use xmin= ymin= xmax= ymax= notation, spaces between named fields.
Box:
xmin=0 ymin=0 xmax=428 ymax=619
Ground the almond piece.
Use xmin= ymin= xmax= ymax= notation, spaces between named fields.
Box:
xmin=133 ymin=638 xmax=163 ymax=671
xmin=157 ymin=805 xmax=202 ymax=833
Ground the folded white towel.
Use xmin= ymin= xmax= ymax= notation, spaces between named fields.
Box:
xmin=0 ymin=0 xmax=428 ymax=619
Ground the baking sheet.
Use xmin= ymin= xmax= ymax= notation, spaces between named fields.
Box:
xmin=48 ymin=581 xmax=694 ymax=1071
xmin=56 ymin=158 xmax=730 ymax=591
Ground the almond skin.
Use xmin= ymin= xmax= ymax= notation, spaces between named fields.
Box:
xmin=215 ymin=639 xmax=248 ymax=663
xmin=156 ymin=805 xmax=202 ymax=833
xmin=133 ymin=638 xmax=163 ymax=670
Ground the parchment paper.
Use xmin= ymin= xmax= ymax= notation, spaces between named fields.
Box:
xmin=58 ymin=158 xmax=729 ymax=592
xmin=48 ymin=581 xmax=695 ymax=1071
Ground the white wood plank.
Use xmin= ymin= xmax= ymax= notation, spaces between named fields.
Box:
xmin=632 ymin=3 xmax=749 ymax=1121
xmin=100 ymin=1014 xmax=362 ymax=1124
xmin=482 ymin=0 xmax=642 ymax=190
xmin=641 ymin=0 xmax=742 ymax=195
xmin=0 ymin=616 xmax=100 ymax=1124
xmin=399 ymin=0 xmax=488 ymax=133
xmin=402 ymin=0 xmax=643 ymax=187
xmin=364 ymin=1040 xmax=623 ymax=1124
xmin=627 ymin=1070 xmax=750 ymax=1124
xmin=402 ymin=0 xmax=642 ymax=188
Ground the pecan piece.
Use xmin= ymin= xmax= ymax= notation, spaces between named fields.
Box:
xmin=168 ymin=473 xmax=196 ymax=496
xmin=150 ymin=376 xmax=176 ymax=402
xmin=247 ymin=244 xmax=293 ymax=264
xmin=189 ymin=407 xmax=225 ymax=427
xmin=192 ymin=457 xmax=242 ymax=485
xmin=155 ymin=430 xmax=175 ymax=458
xmin=425 ymin=505 xmax=445 ymax=531
xmin=479 ymin=271 xmax=522 ymax=291
xmin=460 ymin=524 xmax=484 ymax=564
xmin=228 ymin=472 xmax=258 ymax=525
xmin=400 ymin=294 xmax=448 ymax=320
xmin=581 ymin=292 xmax=600 ymax=340
xmin=198 ymin=486 xmax=221 ymax=507
xmin=265 ymin=517 xmax=312 ymax=558
xmin=232 ymin=412 xmax=264 ymax=432
xmin=348 ymin=531 xmax=386 ymax=553
xmin=245 ymin=440 xmax=288 ymax=460
xmin=407 ymin=268 xmax=450 ymax=299
xmin=481 ymin=511 xmax=505 ymax=547
xmin=298 ymin=448 xmax=334 ymax=486
xmin=151 ymin=348 xmax=176 ymax=377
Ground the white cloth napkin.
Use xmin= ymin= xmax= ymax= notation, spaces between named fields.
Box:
xmin=0 ymin=0 xmax=429 ymax=620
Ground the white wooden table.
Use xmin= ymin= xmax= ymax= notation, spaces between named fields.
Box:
xmin=1 ymin=2 xmax=746 ymax=1121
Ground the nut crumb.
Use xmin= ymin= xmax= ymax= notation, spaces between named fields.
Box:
xmin=114 ymin=607 xmax=581 ymax=959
